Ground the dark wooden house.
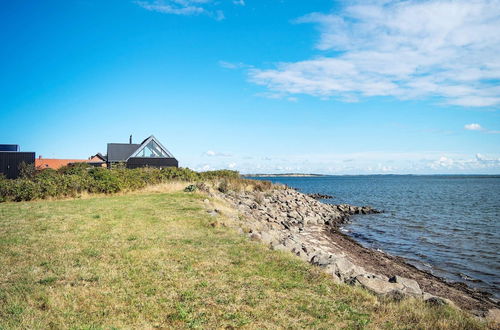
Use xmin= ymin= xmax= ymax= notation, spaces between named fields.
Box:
xmin=106 ymin=135 xmax=178 ymax=169
xmin=0 ymin=144 xmax=35 ymax=179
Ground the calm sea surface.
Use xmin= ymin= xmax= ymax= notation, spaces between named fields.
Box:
xmin=250 ymin=175 xmax=500 ymax=299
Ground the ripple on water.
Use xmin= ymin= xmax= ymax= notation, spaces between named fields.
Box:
xmin=253 ymin=175 xmax=500 ymax=299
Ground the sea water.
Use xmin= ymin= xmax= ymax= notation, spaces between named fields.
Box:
xmin=250 ymin=175 xmax=500 ymax=299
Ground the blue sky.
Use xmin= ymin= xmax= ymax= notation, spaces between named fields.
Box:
xmin=1 ymin=0 xmax=499 ymax=174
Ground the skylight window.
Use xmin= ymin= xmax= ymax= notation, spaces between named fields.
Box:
xmin=135 ymin=140 xmax=169 ymax=158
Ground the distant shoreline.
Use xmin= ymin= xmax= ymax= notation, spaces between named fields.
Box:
xmin=243 ymin=173 xmax=500 ymax=178
xmin=243 ymin=173 xmax=328 ymax=177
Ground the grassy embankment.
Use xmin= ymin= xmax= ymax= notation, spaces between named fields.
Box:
xmin=0 ymin=185 xmax=489 ymax=329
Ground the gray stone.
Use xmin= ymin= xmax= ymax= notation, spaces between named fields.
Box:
xmin=249 ymin=233 xmax=261 ymax=241
xmin=310 ymin=252 xmax=332 ymax=267
xmin=323 ymin=265 xmax=342 ymax=284
xmin=353 ymin=275 xmax=405 ymax=297
xmin=331 ymin=257 xmax=366 ymax=281
xmin=422 ymin=293 xmax=454 ymax=306
xmin=389 ymin=275 xmax=422 ymax=296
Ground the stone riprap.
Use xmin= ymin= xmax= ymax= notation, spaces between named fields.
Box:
xmin=212 ymin=186 xmax=476 ymax=309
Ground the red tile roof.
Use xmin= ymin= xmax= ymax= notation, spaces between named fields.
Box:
xmin=35 ymin=158 xmax=90 ymax=170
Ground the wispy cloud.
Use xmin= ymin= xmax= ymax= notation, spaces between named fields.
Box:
xmin=464 ymin=123 xmax=500 ymax=133
xmin=204 ymin=150 xmax=232 ymax=157
xmin=249 ymin=0 xmax=500 ymax=107
xmin=464 ymin=123 xmax=483 ymax=131
xmin=218 ymin=61 xmax=249 ymax=69
xmin=136 ymin=0 xmax=226 ymax=20
xmin=185 ymin=151 xmax=500 ymax=174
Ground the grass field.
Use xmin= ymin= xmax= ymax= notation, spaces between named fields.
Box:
xmin=0 ymin=188 xmax=488 ymax=329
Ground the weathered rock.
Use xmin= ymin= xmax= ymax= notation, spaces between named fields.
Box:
xmin=307 ymin=193 xmax=334 ymax=200
xmin=323 ymin=265 xmax=342 ymax=284
xmin=249 ymin=233 xmax=261 ymax=241
xmin=331 ymin=257 xmax=366 ymax=281
xmin=422 ymin=293 xmax=455 ymax=306
xmin=310 ymin=252 xmax=332 ymax=267
xmin=260 ymin=231 xmax=278 ymax=246
xmin=389 ymin=275 xmax=422 ymax=296
xmin=353 ymin=275 xmax=405 ymax=298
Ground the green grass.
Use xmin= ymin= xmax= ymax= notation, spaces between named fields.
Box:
xmin=0 ymin=191 xmax=488 ymax=329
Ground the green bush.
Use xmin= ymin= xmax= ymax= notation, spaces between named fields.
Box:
xmin=0 ymin=165 xmax=241 ymax=203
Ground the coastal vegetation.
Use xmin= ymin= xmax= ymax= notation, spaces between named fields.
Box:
xmin=0 ymin=184 xmax=489 ymax=329
xmin=0 ymin=164 xmax=240 ymax=203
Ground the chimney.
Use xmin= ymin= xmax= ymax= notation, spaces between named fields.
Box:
xmin=38 ymin=155 xmax=42 ymax=159
xmin=129 ymin=135 xmax=132 ymax=144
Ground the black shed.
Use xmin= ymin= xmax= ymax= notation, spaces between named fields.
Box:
xmin=0 ymin=144 xmax=35 ymax=179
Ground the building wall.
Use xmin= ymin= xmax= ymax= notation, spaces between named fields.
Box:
xmin=126 ymin=157 xmax=178 ymax=169
xmin=0 ymin=152 xmax=35 ymax=179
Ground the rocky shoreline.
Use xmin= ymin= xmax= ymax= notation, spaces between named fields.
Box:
xmin=201 ymin=184 xmax=499 ymax=322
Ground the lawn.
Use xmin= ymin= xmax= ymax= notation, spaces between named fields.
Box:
xmin=0 ymin=189 xmax=487 ymax=329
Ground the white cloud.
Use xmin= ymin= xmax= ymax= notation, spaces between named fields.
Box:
xmin=204 ymin=150 xmax=232 ymax=157
xmin=464 ymin=123 xmax=483 ymax=131
xmin=249 ymin=0 xmax=500 ymax=107
xmin=464 ymin=123 xmax=500 ymax=133
xmin=218 ymin=61 xmax=249 ymax=69
xmin=185 ymin=151 xmax=500 ymax=174
xmin=135 ymin=0 xmax=229 ymax=20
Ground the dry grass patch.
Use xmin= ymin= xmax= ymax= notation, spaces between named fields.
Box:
xmin=0 ymin=191 xmax=490 ymax=329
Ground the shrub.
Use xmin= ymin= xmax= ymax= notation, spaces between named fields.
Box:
xmin=19 ymin=162 xmax=37 ymax=179
xmin=217 ymin=180 xmax=229 ymax=193
xmin=184 ymin=184 xmax=197 ymax=192
xmin=0 ymin=166 xmax=244 ymax=203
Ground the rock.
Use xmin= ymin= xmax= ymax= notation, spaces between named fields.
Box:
xmin=310 ymin=252 xmax=332 ymax=267
xmin=323 ymin=265 xmax=342 ymax=284
xmin=353 ymin=275 xmax=405 ymax=298
xmin=249 ymin=233 xmax=261 ymax=241
xmin=486 ymin=308 xmax=500 ymax=323
xmin=260 ymin=232 xmax=277 ymax=246
xmin=389 ymin=275 xmax=422 ymax=296
xmin=307 ymin=193 xmax=334 ymax=200
xmin=422 ymin=293 xmax=455 ymax=307
xmin=331 ymin=257 xmax=366 ymax=281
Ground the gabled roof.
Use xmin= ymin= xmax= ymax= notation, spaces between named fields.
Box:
xmin=88 ymin=153 xmax=107 ymax=163
xmin=107 ymin=143 xmax=140 ymax=162
xmin=106 ymin=135 xmax=175 ymax=162
xmin=129 ymin=135 xmax=174 ymax=159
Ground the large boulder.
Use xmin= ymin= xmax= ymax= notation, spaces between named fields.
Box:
xmin=331 ymin=257 xmax=366 ymax=282
xmin=353 ymin=275 xmax=405 ymax=298
xmin=310 ymin=252 xmax=333 ymax=267
xmin=422 ymin=292 xmax=455 ymax=307
xmin=389 ymin=275 xmax=422 ymax=296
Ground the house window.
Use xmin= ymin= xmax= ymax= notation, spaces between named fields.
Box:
xmin=135 ymin=140 xmax=170 ymax=158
